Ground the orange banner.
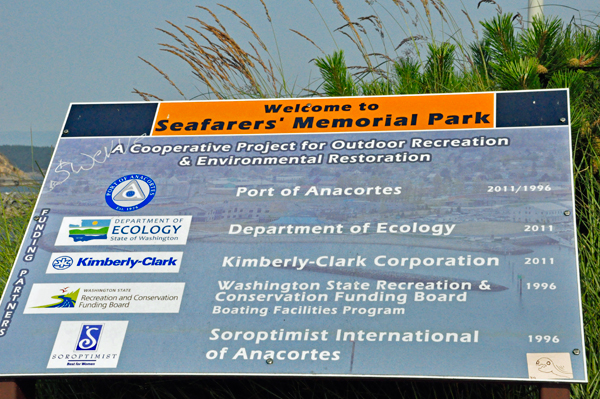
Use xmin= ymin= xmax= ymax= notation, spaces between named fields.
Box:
xmin=152 ymin=93 xmax=495 ymax=136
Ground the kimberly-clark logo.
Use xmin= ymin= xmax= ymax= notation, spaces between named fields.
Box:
xmin=48 ymin=321 xmax=128 ymax=369
xmin=52 ymin=256 xmax=74 ymax=270
xmin=105 ymin=174 xmax=156 ymax=212
xmin=55 ymin=216 xmax=192 ymax=246
xmin=76 ymin=324 xmax=103 ymax=351
xmin=47 ymin=252 xmax=183 ymax=274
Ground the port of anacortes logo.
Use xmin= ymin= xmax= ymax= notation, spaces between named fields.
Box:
xmin=105 ymin=174 xmax=156 ymax=212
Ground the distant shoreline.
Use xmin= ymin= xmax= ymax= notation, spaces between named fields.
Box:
xmin=0 ymin=131 xmax=59 ymax=147
xmin=193 ymin=231 xmax=533 ymax=255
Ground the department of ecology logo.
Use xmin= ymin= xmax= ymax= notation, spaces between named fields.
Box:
xmin=76 ymin=324 xmax=103 ymax=351
xmin=105 ymin=174 xmax=156 ymax=212
xmin=69 ymin=219 xmax=111 ymax=242
xmin=56 ymin=216 xmax=192 ymax=246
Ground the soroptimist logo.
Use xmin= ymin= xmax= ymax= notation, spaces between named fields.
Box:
xmin=48 ymin=321 xmax=128 ymax=368
xmin=105 ymin=174 xmax=156 ymax=212
xmin=76 ymin=324 xmax=103 ymax=351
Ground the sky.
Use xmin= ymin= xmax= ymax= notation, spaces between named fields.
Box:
xmin=1 ymin=0 xmax=598 ymax=147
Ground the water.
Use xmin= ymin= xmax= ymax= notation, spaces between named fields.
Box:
xmin=157 ymin=240 xmax=586 ymax=378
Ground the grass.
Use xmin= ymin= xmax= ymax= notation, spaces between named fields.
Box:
xmin=0 ymin=188 xmax=36 ymax=290
xmin=571 ymin=135 xmax=600 ymax=398
xmin=34 ymin=376 xmax=542 ymax=399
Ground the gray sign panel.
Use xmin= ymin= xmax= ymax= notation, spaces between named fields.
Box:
xmin=0 ymin=91 xmax=586 ymax=381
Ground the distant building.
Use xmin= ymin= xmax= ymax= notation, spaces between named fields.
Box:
xmin=507 ymin=202 xmax=565 ymax=223
xmin=206 ymin=178 xmax=276 ymax=194
xmin=178 ymin=202 xmax=271 ymax=222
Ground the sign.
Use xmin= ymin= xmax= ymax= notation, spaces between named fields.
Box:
xmin=0 ymin=90 xmax=587 ymax=381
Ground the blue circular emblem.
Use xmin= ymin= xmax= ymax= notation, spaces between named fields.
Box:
xmin=52 ymin=256 xmax=73 ymax=270
xmin=105 ymin=174 xmax=156 ymax=212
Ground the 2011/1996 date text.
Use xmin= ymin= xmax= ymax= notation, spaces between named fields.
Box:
xmin=487 ymin=185 xmax=551 ymax=193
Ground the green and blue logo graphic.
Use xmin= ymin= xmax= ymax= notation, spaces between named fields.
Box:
xmin=34 ymin=288 xmax=80 ymax=309
xmin=68 ymin=219 xmax=111 ymax=242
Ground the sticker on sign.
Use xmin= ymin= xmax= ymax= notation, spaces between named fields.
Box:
xmin=55 ymin=216 xmax=192 ymax=246
xmin=527 ymin=353 xmax=574 ymax=379
xmin=47 ymin=252 xmax=183 ymax=274
xmin=47 ymin=321 xmax=128 ymax=369
xmin=24 ymin=283 xmax=185 ymax=313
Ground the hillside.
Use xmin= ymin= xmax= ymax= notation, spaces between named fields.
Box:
xmin=0 ymin=152 xmax=29 ymax=180
xmin=0 ymin=145 xmax=54 ymax=173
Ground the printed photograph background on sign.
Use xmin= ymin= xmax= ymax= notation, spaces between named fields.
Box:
xmin=42 ymin=128 xmax=574 ymax=246
xmin=39 ymin=129 xmax=577 ymax=278
xmin=10 ymin=126 xmax=582 ymax=379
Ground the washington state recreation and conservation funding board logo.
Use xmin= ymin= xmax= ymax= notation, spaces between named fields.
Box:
xmin=35 ymin=287 xmax=80 ymax=309
xmin=105 ymin=174 xmax=156 ymax=212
